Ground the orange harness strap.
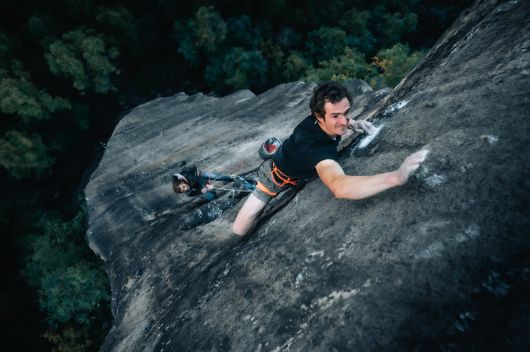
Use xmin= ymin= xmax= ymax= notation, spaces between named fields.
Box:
xmin=256 ymin=181 xmax=277 ymax=197
xmin=271 ymin=162 xmax=298 ymax=187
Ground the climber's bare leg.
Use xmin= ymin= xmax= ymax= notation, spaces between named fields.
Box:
xmin=232 ymin=194 xmax=267 ymax=236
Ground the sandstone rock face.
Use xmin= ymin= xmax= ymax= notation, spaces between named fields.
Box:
xmin=85 ymin=0 xmax=530 ymax=350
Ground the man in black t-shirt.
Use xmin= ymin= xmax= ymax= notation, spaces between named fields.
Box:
xmin=232 ymin=82 xmax=429 ymax=237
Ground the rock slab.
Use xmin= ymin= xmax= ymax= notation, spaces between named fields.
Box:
xmin=85 ymin=0 xmax=530 ymax=350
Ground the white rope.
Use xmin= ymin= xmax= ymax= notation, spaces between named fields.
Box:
xmin=212 ymin=186 xmax=254 ymax=193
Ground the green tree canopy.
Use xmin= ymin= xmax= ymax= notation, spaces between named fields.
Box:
xmin=226 ymin=15 xmax=262 ymax=48
xmin=260 ymin=39 xmax=284 ymax=83
xmin=174 ymin=6 xmax=227 ymax=65
xmin=374 ymin=7 xmax=418 ymax=48
xmin=95 ymin=6 xmax=139 ymax=58
xmin=194 ymin=6 xmax=228 ymax=52
xmin=338 ymin=9 xmax=376 ymax=54
xmin=305 ymin=47 xmax=376 ymax=83
xmin=0 ymin=61 xmax=71 ymax=123
xmin=24 ymin=211 xmax=110 ymax=326
xmin=205 ymin=47 xmax=267 ymax=92
xmin=44 ymin=29 xmax=119 ymax=94
xmin=0 ymin=130 xmax=54 ymax=179
xmin=282 ymin=51 xmax=310 ymax=82
xmin=305 ymin=26 xmax=348 ymax=64
xmin=372 ymin=43 xmax=424 ymax=87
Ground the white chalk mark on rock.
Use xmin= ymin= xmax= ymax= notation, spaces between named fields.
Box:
xmin=357 ymin=124 xmax=384 ymax=149
xmin=308 ymin=250 xmax=325 ymax=257
xmin=464 ymin=224 xmax=480 ymax=238
xmin=295 ymin=273 xmax=304 ymax=288
xmin=425 ymin=173 xmax=447 ymax=187
xmin=223 ymin=263 xmax=231 ymax=276
xmin=383 ymin=100 xmax=409 ymax=116
xmin=311 ymin=278 xmax=372 ymax=311
xmin=417 ymin=241 xmax=445 ymax=259
xmin=480 ymin=134 xmax=499 ymax=145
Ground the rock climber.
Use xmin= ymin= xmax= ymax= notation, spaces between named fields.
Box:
xmin=173 ymin=165 xmax=255 ymax=201
xmin=232 ymin=81 xmax=428 ymax=236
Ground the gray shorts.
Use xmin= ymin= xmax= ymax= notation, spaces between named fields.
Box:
xmin=252 ymin=160 xmax=295 ymax=203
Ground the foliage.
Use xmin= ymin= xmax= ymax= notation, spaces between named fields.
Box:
xmin=24 ymin=211 xmax=110 ymax=326
xmin=95 ymin=6 xmax=136 ymax=41
xmin=0 ymin=30 xmax=14 ymax=67
xmin=43 ymin=326 xmax=93 ymax=352
xmin=173 ymin=21 xmax=199 ymax=64
xmin=338 ymin=9 xmax=376 ymax=54
xmin=205 ymin=47 xmax=268 ymax=92
xmin=372 ymin=43 xmax=425 ymax=87
xmin=95 ymin=6 xmax=140 ymax=60
xmin=305 ymin=48 xmax=377 ymax=83
xmin=226 ymin=15 xmax=262 ymax=48
xmin=375 ymin=8 xmax=418 ymax=48
xmin=45 ymin=29 xmax=119 ymax=94
xmin=0 ymin=130 xmax=54 ymax=179
xmin=305 ymin=26 xmax=348 ymax=64
xmin=174 ymin=6 xmax=227 ymax=65
xmin=0 ymin=62 xmax=71 ymax=123
xmin=282 ymin=51 xmax=310 ymax=82
xmin=39 ymin=262 xmax=109 ymax=325
xmin=194 ymin=6 xmax=228 ymax=53
xmin=260 ymin=39 xmax=284 ymax=83
xmin=275 ymin=27 xmax=302 ymax=50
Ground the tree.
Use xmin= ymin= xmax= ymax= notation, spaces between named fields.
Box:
xmin=226 ymin=15 xmax=261 ymax=48
xmin=24 ymin=211 xmax=110 ymax=326
xmin=0 ymin=130 xmax=54 ymax=179
xmin=282 ymin=51 xmax=310 ymax=82
xmin=174 ymin=6 xmax=227 ymax=65
xmin=194 ymin=6 xmax=227 ymax=53
xmin=45 ymin=29 xmax=119 ymax=94
xmin=374 ymin=7 xmax=418 ymax=48
xmin=95 ymin=6 xmax=139 ymax=60
xmin=260 ymin=39 xmax=284 ymax=83
xmin=305 ymin=27 xmax=347 ymax=64
xmin=0 ymin=30 xmax=15 ymax=68
xmin=338 ymin=9 xmax=376 ymax=54
xmin=0 ymin=61 xmax=71 ymax=124
xmin=372 ymin=43 xmax=424 ymax=87
xmin=205 ymin=47 xmax=267 ymax=92
xmin=275 ymin=27 xmax=302 ymax=51
xmin=305 ymin=48 xmax=376 ymax=83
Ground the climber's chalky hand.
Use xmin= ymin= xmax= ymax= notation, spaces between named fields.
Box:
xmin=397 ymin=149 xmax=429 ymax=185
xmin=350 ymin=119 xmax=376 ymax=134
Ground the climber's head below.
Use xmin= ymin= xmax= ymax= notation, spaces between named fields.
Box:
xmin=172 ymin=174 xmax=190 ymax=194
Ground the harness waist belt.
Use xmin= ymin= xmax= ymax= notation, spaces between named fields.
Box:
xmin=271 ymin=161 xmax=299 ymax=187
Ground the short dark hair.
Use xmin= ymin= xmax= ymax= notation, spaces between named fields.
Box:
xmin=172 ymin=174 xmax=189 ymax=193
xmin=309 ymin=82 xmax=351 ymax=119
xmin=172 ymin=179 xmax=188 ymax=194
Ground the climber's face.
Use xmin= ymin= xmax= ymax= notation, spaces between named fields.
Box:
xmin=316 ymin=97 xmax=351 ymax=138
xmin=176 ymin=182 xmax=190 ymax=193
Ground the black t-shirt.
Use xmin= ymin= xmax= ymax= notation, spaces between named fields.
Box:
xmin=273 ymin=115 xmax=340 ymax=179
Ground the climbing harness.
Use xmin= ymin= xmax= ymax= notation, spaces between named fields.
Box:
xmin=271 ymin=161 xmax=298 ymax=187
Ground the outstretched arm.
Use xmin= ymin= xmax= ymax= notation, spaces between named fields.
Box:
xmin=316 ymin=150 xmax=428 ymax=200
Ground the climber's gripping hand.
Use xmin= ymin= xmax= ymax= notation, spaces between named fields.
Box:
xmin=396 ymin=149 xmax=429 ymax=185
xmin=349 ymin=119 xmax=376 ymax=134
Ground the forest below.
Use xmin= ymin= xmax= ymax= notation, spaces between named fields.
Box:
xmin=0 ymin=0 xmax=471 ymax=350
